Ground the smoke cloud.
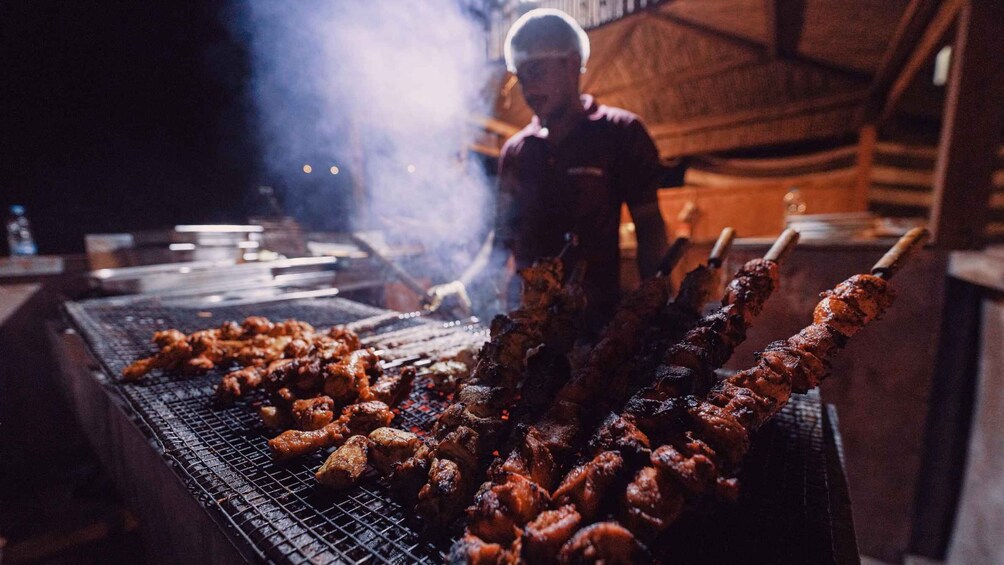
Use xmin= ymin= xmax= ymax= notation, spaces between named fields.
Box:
xmin=236 ymin=0 xmax=495 ymax=259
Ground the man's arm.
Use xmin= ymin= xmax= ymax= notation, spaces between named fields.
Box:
xmin=427 ymin=143 xmax=519 ymax=311
xmin=621 ymin=119 xmax=670 ymax=279
xmin=629 ymin=200 xmax=669 ymax=279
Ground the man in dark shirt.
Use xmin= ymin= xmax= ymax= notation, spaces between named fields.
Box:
xmin=430 ymin=9 xmax=669 ymax=327
xmin=498 ymin=8 xmax=669 ymax=324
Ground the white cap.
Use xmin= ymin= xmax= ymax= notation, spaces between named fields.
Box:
xmin=504 ymin=8 xmax=590 ymax=74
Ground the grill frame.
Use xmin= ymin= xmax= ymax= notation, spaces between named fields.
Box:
xmin=62 ymin=293 xmax=856 ymax=564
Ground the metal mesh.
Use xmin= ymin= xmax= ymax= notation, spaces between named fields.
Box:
xmin=657 ymin=389 xmax=852 ymax=565
xmin=64 ymin=294 xmax=852 ymax=564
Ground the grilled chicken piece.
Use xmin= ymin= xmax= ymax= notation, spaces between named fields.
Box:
xmin=259 ymin=405 xmax=292 ymax=430
xmin=557 ymin=522 xmax=645 ymax=565
xmin=426 ymin=359 xmax=474 ymax=393
xmin=621 ymin=466 xmax=685 ymax=538
xmin=217 ymin=359 xmax=294 ymax=403
xmin=291 ymin=396 xmax=336 ymax=431
xmin=649 ymin=441 xmax=718 ymax=496
xmin=124 ymin=317 xmax=303 ymax=380
xmin=268 ymin=400 xmax=393 ymax=460
xmin=417 ymin=426 xmax=482 ymax=521
xmin=368 ymin=427 xmax=422 ymax=476
xmin=316 ymin=435 xmax=371 ymax=489
xmin=468 ymin=473 xmax=550 ymax=544
xmin=391 ymin=442 xmax=434 ymax=506
xmin=588 ymin=414 xmax=651 ymax=464
xmin=521 ymin=504 xmax=583 ymax=565
xmin=370 ymin=367 xmax=416 ymax=407
xmin=552 ymin=451 xmax=625 ymax=521
xmin=448 ymin=534 xmax=512 ymax=565
xmin=322 ymin=349 xmax=380 ymax=404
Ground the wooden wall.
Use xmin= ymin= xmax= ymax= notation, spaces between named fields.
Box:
xmin=869 ymin=142 xmax=1004 ymax=240
xmin=653 ymin=167 xmax=859 ymax=241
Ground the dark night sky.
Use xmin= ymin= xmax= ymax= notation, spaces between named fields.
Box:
xmin=0 ymin=2 xmax=264 ymax=254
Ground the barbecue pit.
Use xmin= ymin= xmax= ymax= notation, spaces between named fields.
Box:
xmin=51 ymin=289 xmax=858 ymax=564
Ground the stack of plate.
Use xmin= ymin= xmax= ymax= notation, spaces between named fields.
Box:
xmin=784 ymin=212 xmax=878 ymax=240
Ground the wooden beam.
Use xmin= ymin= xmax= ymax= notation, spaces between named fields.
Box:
xmin=878 ymin=0 xmax=965 ymax=124
xmin=763 ymin=0 xmax=779 ymax=58
xmin=472 ymin=115 xmax=521 ymax=138
xmin=468 ymin=142 xmax=500 ymax=158
xmin=863 ymin=0 xmax=938 ymax=122
xmin=875 ymin=141 xmax=938 ymax=160
xmin=854 ymin=124 xmax=877 ymax=210
xmin=654 ymin=103 xmax=860 ymax=157
xmin=765 ymin=0 xmax=806 ymax=59
xmin=929 ymin=1 xmax=1004 ymax=249
xmin=697 ymin=145 xmax=858 ymax=173
xmin=649 ymin=90 xmax=865 ymax=138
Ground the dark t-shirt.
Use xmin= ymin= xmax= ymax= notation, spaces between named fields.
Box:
xmin=497 ymin=95 xmax=662 ymax=322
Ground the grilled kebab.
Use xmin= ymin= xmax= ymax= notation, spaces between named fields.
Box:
xmin=545 ymin=230 xmax=925 ymax=563
xmin=453 ymin=230 xmax=796 ymax=563
xmin=413 ymin=257 xmax=588 ymax=527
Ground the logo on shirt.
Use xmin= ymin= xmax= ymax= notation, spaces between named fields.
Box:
xmin=567 ymin=166 xmax=605 ymax=178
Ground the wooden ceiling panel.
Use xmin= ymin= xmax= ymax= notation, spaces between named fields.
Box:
xmin=657 ymin=0 xmax=770 ymax=44
xmin=585 ymin=13 xmax=760 ymax=97
xmin=797 ymin=0 xmax=910 ymax=73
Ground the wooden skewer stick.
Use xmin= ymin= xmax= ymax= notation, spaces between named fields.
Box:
xmin=655 ymin=236 xmax=691 ymax=277
xmin=707 ymin=227 xmax=736 ymax=268
xmin=871 ymin=227 xmax=929 ymax=280
xmin=764 ymin=229 xmax=800 ymax=263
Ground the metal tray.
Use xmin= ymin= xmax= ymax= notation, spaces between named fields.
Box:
xmin=88 ymin=257 xmax=343 ymax=296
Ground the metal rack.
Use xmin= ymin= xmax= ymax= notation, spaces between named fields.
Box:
xmin=63 ymin=293 xmax=855 ymax=564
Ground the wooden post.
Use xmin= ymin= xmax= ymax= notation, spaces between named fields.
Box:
xmin=928 ymin=1 xmax=1004 ymax=249
xmin=854 ymin=124 xmax=877 ymax=211
xmin=875 ymin=0 xmax=959 ymax=124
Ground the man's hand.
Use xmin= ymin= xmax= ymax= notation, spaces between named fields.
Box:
xmin=425 ymin=281 xmax=472 ymax=315
xmin=630 ymin=201 xmax=670 ymax=279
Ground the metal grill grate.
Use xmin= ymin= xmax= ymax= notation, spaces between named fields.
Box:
xmin=64 ymin=294 xmax=852 ymax=564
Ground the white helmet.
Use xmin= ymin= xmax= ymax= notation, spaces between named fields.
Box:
xmin=503 ymin=8 xmax=590 ymax=74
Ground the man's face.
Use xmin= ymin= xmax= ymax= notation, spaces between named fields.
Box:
xmin=515 ymin=55 xmax=579 ymax=123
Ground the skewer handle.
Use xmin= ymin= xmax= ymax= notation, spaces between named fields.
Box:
xmin=557 ymin=232 xmax=579 ymax=260
xmin=871 ymin=227 xmax=929 ymax=279
xmin=764 ymin=229 xmax=800 ymax=263
xmin=707 ymin=227 xmax=736 ymax=268
xmin=655 ymin=236 xmax=690 ymax=277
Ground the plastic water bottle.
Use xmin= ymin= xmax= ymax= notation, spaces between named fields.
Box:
xmin=6 ymin=205 xmax=38 ymax=256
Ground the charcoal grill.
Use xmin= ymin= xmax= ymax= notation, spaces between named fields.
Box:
xmin=58 ymin=292 xmax=858 ymax=564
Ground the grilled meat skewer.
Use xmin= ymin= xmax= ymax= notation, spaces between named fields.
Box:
xmin=550 ymin=230 xmax=925 ymax=563
xmin=453 ymin=230 xmax=749 ymax=561
xmin=455 ymin=229 xmax=796 ymax=564
xmin=415 ymin=258 xmax=588 ymax=528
